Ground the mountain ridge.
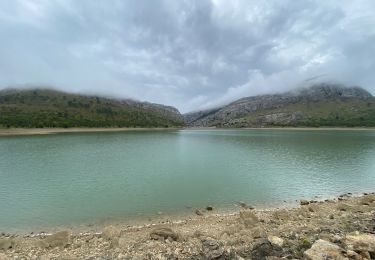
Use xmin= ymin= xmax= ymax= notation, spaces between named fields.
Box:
xmin=0 ymin=88 xmax=185 ymax=128
xmin=184 ymin=83 xmax=375 ymax=127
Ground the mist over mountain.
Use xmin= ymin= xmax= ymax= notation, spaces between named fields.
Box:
xmin=184 ymin=83 xmax=375 ymax=127
xmin=0 ymin=88 xmax=185 ymax=128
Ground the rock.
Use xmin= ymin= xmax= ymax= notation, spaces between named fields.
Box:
xmin=268 ymin=236 xmax=284 ymax=247
xmin=206 ymin=206 xmax=214 ymax=211
xmin=250 ymin=238 xmax=283 ymax=260
xmin=0 ymin=253 xmax=8 ymax=260
xmin=304 ymin=239 xmax=346 ymax=260
xmin=102 ymin=225 xmax=121 ymax=240
xmin=201 ymin=239 xmax=224 ymax=259
xmin=0 ymin=238 xmax=13 ymax=250
xmin=239 ymin=210 xmax=259 ymax=228
xmin=195 ymin=209 xmax=204 ymax=216
xmin=345 ymin=233 xmax=375 ymax=253
xmin=359 ymin=251 xmax=371 ymax=259
xmin=43 ymin=231 xmax=71 ymax=248
xmin=300 ymin=200 xmax=310 ymax=205
xmin=150 ymin=227 xmax=179 ymax=241
xmin=345 ymin=250 xmax=361 ymax=259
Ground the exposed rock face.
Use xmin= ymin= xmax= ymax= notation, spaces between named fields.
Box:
xmin=304 ymin=239 xmax=346 ymax=260
xmin=184 ymin=83 xmax=374 ymax=127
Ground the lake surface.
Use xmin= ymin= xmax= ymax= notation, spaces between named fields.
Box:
xmin=1 ymin=129 xmax=375 ymax=231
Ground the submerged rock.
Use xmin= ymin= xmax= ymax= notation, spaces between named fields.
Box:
xmin=304 ymin=239 xmax=345 ymax=260
xmin=195 ymin=209 xmax=204 ymax=216
xmin=238 ymin=201 xmax=254 ymax=210
xmin=150 ymin=227 xmax=179 ymax=241
xmin=206 ymin=206 xmax=214 ymax=211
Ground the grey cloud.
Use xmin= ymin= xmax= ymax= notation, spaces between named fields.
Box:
xmin=0 ymin=0 xmax=374 ymax=112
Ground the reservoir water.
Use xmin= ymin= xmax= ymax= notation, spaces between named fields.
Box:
xmin=0 ymin=129 xmax=374 ymax=231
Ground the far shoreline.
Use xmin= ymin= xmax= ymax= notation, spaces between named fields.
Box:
xmin=0 ymin=126 xmax=375 ymax=136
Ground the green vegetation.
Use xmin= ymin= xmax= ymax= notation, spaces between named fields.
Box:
xmin=0 ymin=89 xmax=185 ymax=128
xmin=242 ymin=98 xmax=375 ymax=127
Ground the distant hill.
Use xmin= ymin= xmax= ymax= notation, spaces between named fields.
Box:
xmin=184 ymin=83 xmax=375 ymax=127
xmin=0 ymin=89 xmax=185 ymax=128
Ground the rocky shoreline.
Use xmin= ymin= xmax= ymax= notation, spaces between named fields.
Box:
xmin=1 ymin=193 xmax=374 ymax=259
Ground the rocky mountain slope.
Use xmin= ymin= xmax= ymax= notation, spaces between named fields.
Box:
xmin=184 ymin=83 xmax=375 ymax=127
xmin=0 ymin=89 xmax=185 ymax=128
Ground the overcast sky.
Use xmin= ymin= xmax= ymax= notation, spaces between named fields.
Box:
xmin=0 ymin=1 xmax=374 ymax=112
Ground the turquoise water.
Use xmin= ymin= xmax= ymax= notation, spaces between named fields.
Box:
xmin=0 ymin=129 xmax=375 ymax=231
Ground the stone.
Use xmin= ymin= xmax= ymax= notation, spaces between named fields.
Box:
xmin=268 ymin=236 xmax=284 ymax=247
xmin=239 ymin=210 xmax=259 ymax=228
xmin=206 ymin=206 xmax=214 ymax=211
xmin=150 ymin=227 xmax=179 ymax=241
xmin=300 ymin=200 xmax=310 ymax=205
xmin=0 ymin=238 xmax=13 ymax=250
xmin=102 ymin=225 xmax=121 ymax=240
xmin=43 ymin=231 xmax=71 ymax=248
xmin=250 ymin=238 xmax=283 ymax=260
xmin=201 ymin=239 xmax=224 ymax=259
xmin=0 ymin=253 xmax=8 ymax=260
xmin=304 ymin=239 xmax=346 ymax=260
xmin=359 ymin=251 xmax=371 ymax=259
xmin=345 ymin=233 xmax=375 ymax=253
xmin=345 ymin=250 xmax=361 ymax=259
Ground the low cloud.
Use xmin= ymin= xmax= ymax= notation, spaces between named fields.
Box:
xmin=0 ymin=0 xmax=374 ymax=112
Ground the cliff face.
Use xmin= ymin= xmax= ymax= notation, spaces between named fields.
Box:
xmin=184 ymin=84 xmax=375 ymax=127
xmin=0 ymin=88 xmax=185 ymax=128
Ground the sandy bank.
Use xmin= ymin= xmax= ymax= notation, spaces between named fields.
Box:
xmin=1 ymin=126 xmax=375 ymax=136
xmin=1 ymin=193 xmax=374 ymax=259
xmin=0 ymin=127 xmax=181 ymax=136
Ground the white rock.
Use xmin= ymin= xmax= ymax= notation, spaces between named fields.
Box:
xmin=304 ymin=239 xmax=346 ymax=260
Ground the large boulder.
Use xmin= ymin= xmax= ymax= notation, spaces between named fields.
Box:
xmin=201 ymin=239 xmax=224 ymax=259
xmin=304 ymin=239 xmax=346 ymax=260
xmin=250 ymin=238 xmax=283 ymax=260
xmin=344 ymin=232 xmax=375 ymax=253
